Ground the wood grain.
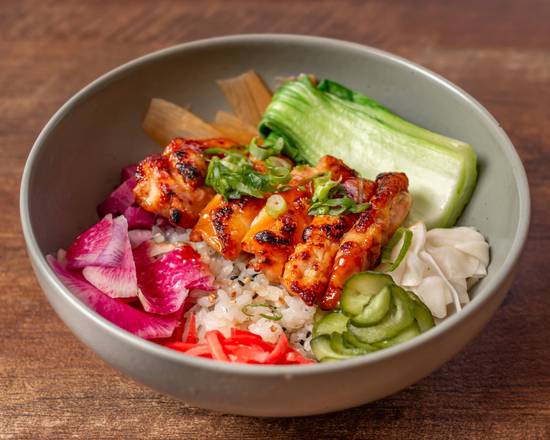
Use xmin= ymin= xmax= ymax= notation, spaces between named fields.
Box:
xmin=1 ymin=0 xmax=549 ymax=438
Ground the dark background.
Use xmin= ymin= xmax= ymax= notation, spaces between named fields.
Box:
xmin=1 ymin=1 xmax=549 ymax=438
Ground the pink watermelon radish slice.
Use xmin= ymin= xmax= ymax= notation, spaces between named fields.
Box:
xmin=66 ymin=214 xmax=125 ymax=269
xmin=47 ymin=255 xmax=177 ymax=339
xmin=133 ymin=242 xmax=214 ymax=315
xmin=128 ymin=229 xmax=153 ymax=248
xmin=121 ymin=164 xmax=137 ymax=182
xmin=66 ymin=215 xmax=138 ymax=298
xmin=82 ymin=225 xmax=137 ymax=298
xmin=97 ymin=177 xmax=137 ymax=218
xmin=123 ymin=206 xmax=155 ymax=230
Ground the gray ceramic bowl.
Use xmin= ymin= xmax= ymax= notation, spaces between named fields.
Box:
xmin=20 ymin=34 xmax=530 ymax=417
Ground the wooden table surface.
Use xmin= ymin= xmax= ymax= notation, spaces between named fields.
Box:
xmin=1 ymin=0 xmax=549 ymax=438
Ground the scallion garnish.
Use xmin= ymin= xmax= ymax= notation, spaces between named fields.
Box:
xmin=203 ymin=147 xmax=246 ymax=157
xmin=308 ymin=173 xmax=370 ymax=216
xmin=249 ymin=135 xmax=285 ymax=160
xmin=205 ymin=148 xmax=291 ymax=200
xmin=380 ymin=227 xmax=413 ymax=271
xmin=265 ymin=156 xmax=292 ymax=171
xmin=241 ymin=304 xmax=283 ymax=321
xmin=265 ymin=194 xmax=288 ymax=218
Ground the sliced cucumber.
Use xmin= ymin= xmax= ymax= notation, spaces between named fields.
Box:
xmin=342 ymin=331 xmax=379 ymax=351
xmin=373 ymin=323 xmax=421 ymax=349
xmin=351 ymin=286 xmax=392 ymax=327
xmin=329 ymin=333 xmax=372 ymax=356
xmin=342 ymin=330 xmax=378 ymax=351
xmin=312 ymin=278 xmax=434 ymax=362
xmin=347 ymin=286 xmax=415 ymax=344
xmin=313 ymin=311 xmax=350 ymax=337
xmin=313 ymin=308 xmax=329 ymax=325
xmin=404 ymin=290 xmax=435 ymax=332
xmin=310 ymin=335 xmax=354 ymax=361
xmin=341 ymin=272 xmax=394 ymax=316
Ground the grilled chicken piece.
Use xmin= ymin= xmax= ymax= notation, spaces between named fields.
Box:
xmin=133 ymin=138 xmax=235 ymax=228
xmin=283 ymin=215 xmax=355 ymax=305
xmin=282 ymin=167 xmax=377 ymax=305
xmin=314 ymin=155 xmax=358 ymax=181
xmin=288 ymin=155 xmax=358 ymax=187
xmin=190 ymin=194 xmax=264 ymax=260
xmin=288 ymin=164 xmax=319 ymax=186
xmin=241 ymin=187 xmax=311 ymax=282
xmin=190 ymin=153 xmax=295 ymax=261
xmin=320 ymin=172 xmax=412 ymax=310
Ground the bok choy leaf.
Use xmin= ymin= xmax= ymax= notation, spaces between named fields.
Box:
xmin=259 ymin=76 xmax=477 ymax=228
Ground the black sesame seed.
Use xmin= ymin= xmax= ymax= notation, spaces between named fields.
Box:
xmin=169 ymin=208 xmax=182 ymax=224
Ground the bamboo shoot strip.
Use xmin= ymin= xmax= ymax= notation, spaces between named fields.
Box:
xmin=216 ymin=70 xmax=272 ymax=126
xmin=211 ymin=111 xmax=258 ymax=145
xmin=143 ymin=98 xmax=223 ymax=146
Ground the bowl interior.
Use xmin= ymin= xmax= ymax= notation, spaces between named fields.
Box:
xmin=25 ymin=36 xmax=526 ymax=307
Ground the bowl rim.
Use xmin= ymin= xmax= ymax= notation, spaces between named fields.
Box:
xmin=20 ymin=33 xmax=531 ymax=376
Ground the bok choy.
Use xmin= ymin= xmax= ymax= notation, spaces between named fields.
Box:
xmin=259 ymin=76 xmax=477 ymax=228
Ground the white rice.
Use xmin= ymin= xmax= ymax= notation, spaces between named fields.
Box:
xmin=154 ymin=225 xmax=316 ymax=355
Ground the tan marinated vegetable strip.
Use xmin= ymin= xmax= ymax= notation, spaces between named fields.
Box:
xmin=211 ymin=111 xmax=258 ymax=145
xmin=216 ymin=70 xmax=272 ymax=126
xmin=143 ymin=98 xmax=223 ymax=146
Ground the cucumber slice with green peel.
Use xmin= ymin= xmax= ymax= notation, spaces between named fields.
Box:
xmin=341 ymin=334 xmax=358 ymax=349
xmin=342 ymin=331 xmax=379 ymax=351
xmin=414 ymin=303 xmax=435 ymax=332
xmin=351 ymin=285 xmax=392 ymax=327
xmin=312 ymin=281 xmax=434 ymax=362
xmin=313 ymin=311 xmax=349 ymax=337
xmin=313 ymin=308 xmax=329 ymax=325
xmin=347 ymin=286 xmax=416 ymax=344
xmin=310 ymin=335 xmax=354 ymax=361
xmin=329 ymin=333 xmax=373 ymax=356
xmin=405 ymin=290 xmax=435 ymax=332
xmin=341 ymin=272 xmax=394 ymax=316
xmin=373 ymin=323 xmax=421 ymax=349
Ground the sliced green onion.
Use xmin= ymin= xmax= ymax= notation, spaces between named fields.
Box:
xmin=205 ymin=147 xmax=290 ymax=200
xmin=349 ymin=201 xmax=370 ymax=213
xmin=268 ymin=173 xmax=290 ymax=186
xmin=381 ymin=227 xmax=413 ymax=272
xmin=308 ymin=194 xmax=369 ymax=216
xmin=308 ymin=203 xmax=329 ymax=216
xmin=249 ymin=136 xmax=285 ymax=160
xmin=248 ymin=138 xmax=266 ymax=159
xmin=265 ymin=156 xmax=292 ymax=170
xmin=203 ymin=147 xmax=245 ymax=157
xmin=265 ymin=194 xmax=288 ymax=218
xmin=275 ymin=184 xmax=294 ymax=193
xmin=312 ymin=173 xmax=339 ymax=201
xmin=308 ymin=173 xmax=371 ymax=216
xmin=266 ymin=165 xmax=291 ymax=182
xmin=264 ymin=156 xmax=292 ymax=186
xmin=241 ymin=304 xmax=283 ymax=321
